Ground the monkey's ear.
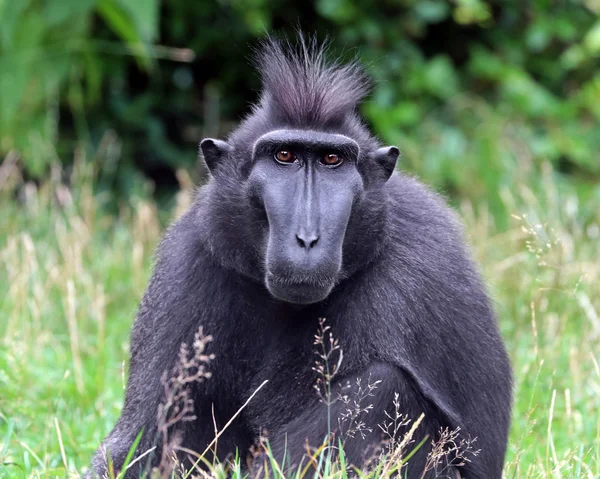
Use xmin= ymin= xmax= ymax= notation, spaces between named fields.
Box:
xmin=200 ymin=139 xmax=231 ymax=177
xmin=373 ymin=146 xmax=400 ymax=181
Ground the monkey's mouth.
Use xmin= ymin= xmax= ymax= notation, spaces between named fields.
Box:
xmin=265 ymin=273 xmax=334 ymax=305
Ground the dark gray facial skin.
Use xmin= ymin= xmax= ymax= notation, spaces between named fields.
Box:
xmin=200 ymin=131 xmax=399 ymax=306
xmin=247 ymin=130 xmax=364 ymax=304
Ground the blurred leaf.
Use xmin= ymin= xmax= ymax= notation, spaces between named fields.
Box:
xmin=392 ymin=102 xmax=423 ymax=126
xmin=453 ymin=0 xmax=491 ymax=25
xmin=560 ymin=45 xmax=585 ymax=70
xmin=526 ymin=20 xmax=550 ymax=52
xmin=501 ymin=71 xmax=559 ymax=118
xmin=424 ymin=55 xmax=459 ymax=99
xmin=468 ymin=47 xmax=507 ymax=81
xmin=118 ymin=0 xmax=159 ymax=42
xmin=316 ymin=0 xmax=359 ymax=22
xmin=413 ymin=0 xmax=450 ymax=23
xmin=44 ymin=0 xmax=97 ymax=26
xmin=82 ymin=50 xmax=103 ymax=104
xmin=0 ymin=0 xmax=30 ymax=45
xmin=97 ymin=0 xmax=153 ymax=69
xmin=584 ymin=20 xmax=600 ymax=53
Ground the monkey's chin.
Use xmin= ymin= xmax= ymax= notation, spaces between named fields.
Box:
xmin=266 ymin=276 xmax=333 ymax=305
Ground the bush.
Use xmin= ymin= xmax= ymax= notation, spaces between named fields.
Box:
xmin=1 ymin=0 xmax=599 ymax=220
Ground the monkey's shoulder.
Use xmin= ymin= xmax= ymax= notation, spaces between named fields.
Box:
xmin=354 ymin=174 xmax=494 ymax=323
xmin=382 ymin=174 xmax=474 ymax=272
xmin=385 ymin=174 xmax=464 ymax=237
xmin=134 ymin=211 xmax=245 ymax=326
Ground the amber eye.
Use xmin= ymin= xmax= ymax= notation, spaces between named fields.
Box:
xmin=275 ymin=150 xmax=295 ymax=163
xmin=321 ymin=153 xmax=342 ymax=166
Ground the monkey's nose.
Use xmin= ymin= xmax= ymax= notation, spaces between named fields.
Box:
xmin=296 ymin=233 xmax=319 ymax=250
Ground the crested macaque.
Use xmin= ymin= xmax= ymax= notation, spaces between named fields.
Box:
xmin=88 ymin=36 xmax=512 ymax=479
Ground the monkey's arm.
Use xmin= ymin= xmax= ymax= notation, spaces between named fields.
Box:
xmin=89 ymin=223 xmax=219 ymax=478
xmin=89 ymin=280 xmax=196 ymax=478
xmin=259 ymin=363 xmax=449 ymax=479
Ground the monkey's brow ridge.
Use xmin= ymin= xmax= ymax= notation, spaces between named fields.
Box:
xmin=253 ymin=129 xmax=360 ymax=157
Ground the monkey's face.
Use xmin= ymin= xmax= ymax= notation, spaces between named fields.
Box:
xmin=246 ymin=130 xmax=363 ymax=305
xmin=201 ymin=130 xmax=398 ymax=306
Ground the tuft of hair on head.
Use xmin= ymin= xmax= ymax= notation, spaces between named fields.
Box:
xmin=254 ymin=33 xmax=370 ymax=127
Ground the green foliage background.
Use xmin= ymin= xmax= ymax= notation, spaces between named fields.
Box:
xmin=1 ymin=0 xmax=599 ymax=223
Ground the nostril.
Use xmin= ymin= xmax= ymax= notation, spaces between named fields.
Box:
xmin=296 ymin=234 xmax=319 ymax=249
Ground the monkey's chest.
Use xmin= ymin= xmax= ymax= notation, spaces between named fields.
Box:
xmin=241 ymin=338 xmax=320 ymax=429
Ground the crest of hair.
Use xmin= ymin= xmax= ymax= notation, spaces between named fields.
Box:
xmin=255 ymin=34 xmax=370 ymax=126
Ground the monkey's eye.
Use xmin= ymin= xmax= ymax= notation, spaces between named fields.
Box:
xmin=321 ymin=153 xmax=343 ymax=167
xmin=275 ymin=150 xmax=296 ymax=164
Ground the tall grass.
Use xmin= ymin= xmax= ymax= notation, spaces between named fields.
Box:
xmin=0 ymin=143 xmax=598 ymax=477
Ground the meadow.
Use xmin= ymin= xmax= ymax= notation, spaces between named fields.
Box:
xmin=0 ymin=138 xmax=599 ymax=478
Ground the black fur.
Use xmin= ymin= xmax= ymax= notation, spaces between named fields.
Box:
xmin=254 ymin=36 xmax=369 ymax=127
xmin=88 ymin=36 xmax=512 ymax=478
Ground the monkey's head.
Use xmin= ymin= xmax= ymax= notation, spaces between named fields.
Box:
xmin=199 ymin=36 xmax=399 ymax=305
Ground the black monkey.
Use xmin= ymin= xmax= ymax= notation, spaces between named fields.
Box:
xmin=89 ymin=37 xmax=512 ymax=478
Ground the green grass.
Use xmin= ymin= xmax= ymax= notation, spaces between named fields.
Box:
xmin=0 ymin=154 xmax=599 ymax=478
